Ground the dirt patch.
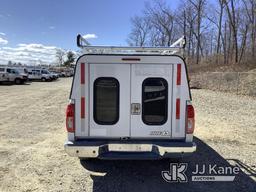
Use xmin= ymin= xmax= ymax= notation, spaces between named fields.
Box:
xmin=0 ymin=78 xmax=255 ymax=192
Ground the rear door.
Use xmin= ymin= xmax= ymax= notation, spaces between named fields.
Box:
xmin=131 ymin=64 xmax=173 ymax=138
xmin=89 ymin=64 xmax=130 ymax=137
xmin=0 ymin=68 xmax=8 ymax=81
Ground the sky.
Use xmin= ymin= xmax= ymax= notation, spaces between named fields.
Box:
xmin=0 ymin=0 xmax=180 ymax=65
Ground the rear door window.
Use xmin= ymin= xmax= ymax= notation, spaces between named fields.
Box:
xmin=94 ymin=77 xmax=119 ymax=125
xmin=142 ymin=78 xmax=168 ymax=125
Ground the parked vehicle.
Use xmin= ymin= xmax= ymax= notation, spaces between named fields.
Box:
xmin=49 ymin=72 xmax=59 ymax=80
xmin=28 ymin=69 xmax=52 ymax=81
xmin=14 ymin=67 xmax=29 ymax=82
xmin=66 ymin=69 xmax=74 ymax=77
xmin=48 ymin=67 xmax=74 ymax=77
xmin=0 ymin=66 xmax=28 ymax=84
xmin=64 ymin=35 xmax=196 ymax=160
xmin=61 ymin=72 xmax=67 ymax=77
xmin=61 ymin=70 xmax=73 ymax=77
xmin=58 ymin=72 xmax=65 ymax=77
xmin=49 ymin=71 xmax=62 ymax=78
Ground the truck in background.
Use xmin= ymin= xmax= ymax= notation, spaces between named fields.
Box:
xmin=0 ymin=66 xmax=28 ymax=84
xmin=27 ymin=68 xmax=54 ymax=81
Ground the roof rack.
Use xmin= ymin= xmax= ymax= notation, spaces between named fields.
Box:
xmin=76 ymin=34 xmax=186 ymax=56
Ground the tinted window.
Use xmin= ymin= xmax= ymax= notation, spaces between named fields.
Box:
xmin=94 ymin=77 xmax=119 ymax=125
xmin=42 ymin=70 xmax=49 ymax=74
xmin=13 ymin=69 xmax=19 ymax=74
xmin=142 ymin=78 xmax=168 ymax=125
xmin=0 ymin=68 xmax=4 ymax=72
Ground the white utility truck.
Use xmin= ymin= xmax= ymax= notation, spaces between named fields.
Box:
xmin=27 ymin=68 xmax=52 ymax=81
xmin=0 ymin=66 xmax=27 ymax=84
xmin=64 ymin=35 xmax=196 ymax=159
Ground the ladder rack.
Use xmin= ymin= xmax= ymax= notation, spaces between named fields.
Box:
xmin=76 ymin=34 xmax=186 ymax=56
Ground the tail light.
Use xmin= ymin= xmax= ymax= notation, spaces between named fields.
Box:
xmin=66 ymin=103 xmax=75 ymax=132
xmin=186 ymin=104 xmax=195 ymax=134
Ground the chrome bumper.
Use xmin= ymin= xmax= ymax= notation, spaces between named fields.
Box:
xmin=64 ymin=140 xmax=196 ymax=159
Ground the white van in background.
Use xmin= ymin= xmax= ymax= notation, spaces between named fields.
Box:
xmin=14 ymin=67 xmax=29 ymax=82
xmin=64 ymin=35 xmax=196 ymax=159
xmin=0 ymin=66 xmax=28 ymax=84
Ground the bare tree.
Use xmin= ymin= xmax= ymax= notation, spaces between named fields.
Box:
xmin=216 ymin=0 xmax=225 ymax=55
xmin=175 ymin=1 xmax=196 ymax=59
xmin=188 ymin=0 xmax=206 ymax=64
xmin=127 ymin=16 xmax=150 ymax=46
xmin=186 ymin=5 xmax=197 ymax=60
xmin=242 ymin=0 xmax=256 ymax=59
xmin=127 ymin=0 xmax=255 ymax=67
xmin=223 ymin=0 xmax=239 ymax=63
xmin=223 ymin=21 xmax=228 ymax=64
xmin=56 ymin=49 xmax=65 ymax=66
xmin=239 ymin=23 xmax=249 ymax=63
xmin=145 ymin=1 xmax=176 ymax=46
xmin=206 ymin=0 xmax=225 ymax=63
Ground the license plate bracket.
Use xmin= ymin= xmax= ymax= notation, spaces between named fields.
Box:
xmin=108 ymin=144 xmax=152 ymax=152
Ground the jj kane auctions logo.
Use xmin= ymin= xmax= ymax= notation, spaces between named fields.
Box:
xmin=162 ymin=163 xmax=240 ymax=182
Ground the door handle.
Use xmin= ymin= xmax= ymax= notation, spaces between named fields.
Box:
xmin=131 ymin=103 xmax=141 ymax=115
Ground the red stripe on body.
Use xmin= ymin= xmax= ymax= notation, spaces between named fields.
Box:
xmin=81 ymin=97 xmax=85 ymax=118
xmin=176 ymin=98 xmax=180 ymax=119
xmin=81 ymin=63 xmax=85 ymax=84
xmin=177 ymin=64 xmax=181 ymax=85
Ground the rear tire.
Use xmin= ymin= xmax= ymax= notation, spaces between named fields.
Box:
xmin=14 ymin=78 xmax=21 ymax=84
xmin=41 ymin=77 xmax=46 ymax=82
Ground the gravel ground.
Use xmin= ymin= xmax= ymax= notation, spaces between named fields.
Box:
xmin=0 ymin=78 xmax=255 ymax=192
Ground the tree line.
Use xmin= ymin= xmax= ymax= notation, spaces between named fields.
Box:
xmin=127 ymin=0 xmax=256 ymax=66
xmin=56 ymin=49 xmax=75 ymax=67
xmin=6 ymin=50 xmax=76 ymax=67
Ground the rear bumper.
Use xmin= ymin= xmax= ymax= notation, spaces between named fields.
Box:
xmin=64 ymin=140 xmax=196 ymax=159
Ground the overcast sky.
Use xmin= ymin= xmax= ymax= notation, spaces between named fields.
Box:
xmin=0 ymin=0 xmax=180 ymax=65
